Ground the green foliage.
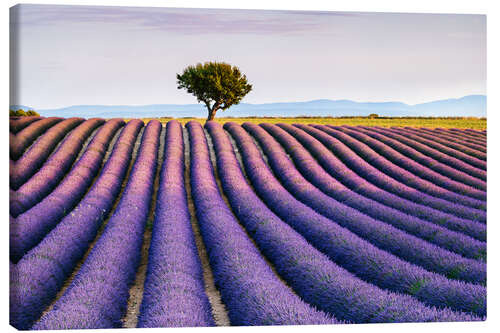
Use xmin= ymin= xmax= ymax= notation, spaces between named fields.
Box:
xmin=9 ymin=109 xmax=39 ymax=117
xmin=177 ymin=61 xmax=252 ymax=120
xmin=368 ymin=113 xmax=379 ymax=118
xmin=408 ymin=279 xmax=427 ymax=295
xmin=26 ymin=110 xmax=40 ymax=116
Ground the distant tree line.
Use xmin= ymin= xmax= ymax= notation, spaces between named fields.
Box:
xmin=10 ymin=109 xmax=40 ymax=117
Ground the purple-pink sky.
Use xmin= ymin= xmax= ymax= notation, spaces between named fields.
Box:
xmin=10 ymin=4 xmax=486 ymax=109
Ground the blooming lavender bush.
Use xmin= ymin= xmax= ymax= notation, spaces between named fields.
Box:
xmin=10 ymin=116 xmax=43 ymax=134
xmin=9 ymin=118 xmax=487 ymax=329
xmin=10 ymin=119 xmax=142 ymax=330
xmin=261 ymin=123 xmax=485 ymax=260
xmin=411 ymin=127 xmax=486 ymax=152
xmin=362 ymin=126 xmax=486 ymax=180
xmin=187 ymin=121 xmax=338 ymax=326
xmin=207 ymin=121 xmax=479 ymax=323
xmin=451 ymin=128 xmax=487 ymax=141
xmin=341 ymin=126 xmax=486 ymax=188
xmin=10 ymin=117 xmax=63 ymax=160
xmin=243 ymin=123 xmax=485 ymax=284
xmin=314 ymin=124 xmax=485 ymax=209
xmin=10 ymin=117 xmax=84 ymax=189
xmin=277 ymin=123 xmax=486 ymax=239
xmin=33 ymin=120 xmax=160 ymax=330
xmin=10 ymin=118 xmax=113 ymax=216
xmin=225 ymin=122 xmax=485 ymax=316
xmin=396 ymin=127 xmax=486 ymax=160
xmin=10 ymin=119 xmax=129 ymax=261
xmin=330 ymin=125 xmax=486 ymax=196
xmin=138 ymin=120 xmax=215 ymax=327
xmin=384 ymin=127 xmax=486 ymax=169
xmin=295 ymin=124 xmax=486 ymax=222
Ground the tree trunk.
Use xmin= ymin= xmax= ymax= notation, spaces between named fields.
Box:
xmin=207 ymin=108 xmax=217 ymax=121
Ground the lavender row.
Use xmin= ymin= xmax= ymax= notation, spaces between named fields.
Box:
xmin=225 ymin=122 xmax=485 ymax=316
xmin=354 ymin=126 xmax=486 ymax=183
xmin=450 ymin=129 xmax=487 ymax=145
xmin=138 ymin=120 xmax=214 ymax=328
xmin=9 ymin=119 xmax=135 ymax=262
xmin=244 ymin=123 xmax=485 ymax=284
xmin=415 ymin=128 xmax=486 ymax=152
xmin=463 ymin=128 xmax=487 ymax=135
xmin=359 ymin=126 xmax=486 ymax=182
xmin=385 ymin=127 xmax=486 ymax=170
xmin=465 ymin=128 xmax=487 ymax=136
xmin=277 ymin=124 xmax=485 ymax=240
xmin=331 ymin=125 xmax=486 ymax=196
xmin=10 ymin=118 xmax=107 ymax=217
xmin=348 ymin=126 xmax=486 ymax=187
xmin=187 ymin=121 xmax=337 ymax=326
xmin=340 ymin=125 xmax=487 ymax=188
xmin=10 ymin=117 xmax=84 ymax=190
xmin=453 ymin=128 xmax=487 ymax=141
xmin=10 ymin=116 xmax=43 ymax=133
xmin=9 ymin=120 xmax=143 ymax=330
xmin=434 ymin=129 xmax=486 ymax=148
xmin=11 ymin=119 xmax=123 ymax=217
xmin=10 ymin=117 xmax=63 ymax=160
xmin=262 ymin=123 xmax=485 ymax=260
xmin=399 ymin=127 xmax=487 ymax=160
xmin=315 ymin=125 xmax=485 ymax=210
xmin=432 ymin=128 xmax=486 ymax=144
xmin=10 ymin=119 xmax=123 ymax=216
xmin=207 ymin=121 xmax=478 ymax=323
xmin=34 ymin=120 xmax=160 ymax=330
xmin=295 ymin=124 xmax=486 ymax=223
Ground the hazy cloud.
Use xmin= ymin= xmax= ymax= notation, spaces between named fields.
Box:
xmin=11 ymin=4 xmax=361 ymax=35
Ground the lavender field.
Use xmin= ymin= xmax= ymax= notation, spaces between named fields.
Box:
xmin=9 ymin=116 xmax=487 ymax=329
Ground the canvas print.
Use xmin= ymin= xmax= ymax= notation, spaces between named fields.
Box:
xmin=9 ymin=4 xmax=486 ymax=330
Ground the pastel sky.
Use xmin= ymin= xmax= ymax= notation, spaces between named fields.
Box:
xmin=10 ymin=4 xmax=486 ymax=109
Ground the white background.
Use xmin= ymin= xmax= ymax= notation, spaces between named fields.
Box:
xmin=1 ymin=1 xmax=498 ymax=332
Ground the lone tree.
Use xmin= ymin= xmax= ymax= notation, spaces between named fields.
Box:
xmin=176 ymin=61 xmax=252 ymax=121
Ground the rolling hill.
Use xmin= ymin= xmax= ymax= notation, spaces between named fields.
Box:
xmin=13 ymin=95 xmax=486 ymax=119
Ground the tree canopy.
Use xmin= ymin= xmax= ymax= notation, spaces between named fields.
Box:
xmin=177 ymin=61 xmax=252 ymax=121
xmin=26 ymin=110 xmax=39 ymax=116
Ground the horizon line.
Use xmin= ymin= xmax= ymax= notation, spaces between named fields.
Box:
xmin=11 ymin=94 xmax=487 ymax=111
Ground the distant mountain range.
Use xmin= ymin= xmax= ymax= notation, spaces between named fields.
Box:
xmin=11 ymin=95 xmax=486 ymax=119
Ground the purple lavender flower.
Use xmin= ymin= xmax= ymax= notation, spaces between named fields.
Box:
xmin=10 ymin=117 xmax=63 ymax=160
xmin=187 ymin=121 xmax=338 ymax=326
xmin=206 ymin=121 xmax=480 ymax=323
xmin=329 ymin=125 xmax=486 ymax=196
xmin=10 ymin=119 xmax=143 ymax=330
xmin=138 ymin=120 xmax=214 ymax=327
xmin=225 ymin=122 xmax=485 ymax=316
xmin=295 ymin=124 xmax=486 ymax=222
xmin=383 ymin=127 xmax=486 ymax=170
xmin=10 ymin=118 xmax=84 ymax=189
xmin=33 ymin=120 xmax=160 ymax=330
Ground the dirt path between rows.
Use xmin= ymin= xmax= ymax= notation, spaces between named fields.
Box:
xmin=183 ymin=127 xmax=231 ymax=326
xmin=121 ymin=123 xmax=166 ymax=327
